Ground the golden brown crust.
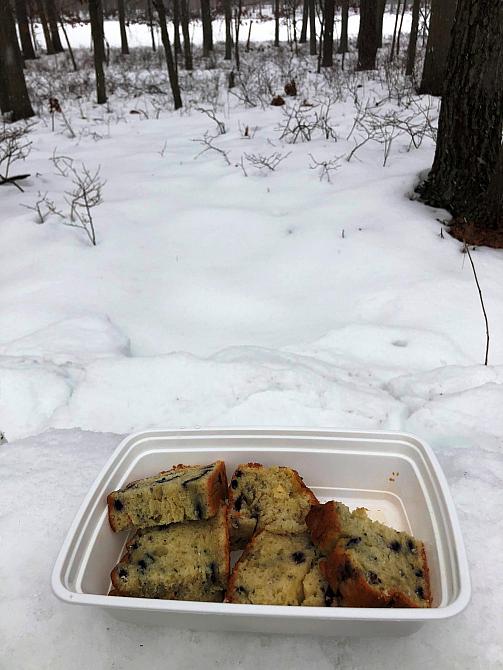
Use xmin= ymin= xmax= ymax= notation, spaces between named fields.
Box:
xmin=310 ymin=501 xmax=432 ymax=608
xmin=306 ymin=501 xmax=343 ymax=555
xmin=107 ymin=461 xmax=227 ymax=532
xmin=320 ymin=548 xmax=420 ymax=608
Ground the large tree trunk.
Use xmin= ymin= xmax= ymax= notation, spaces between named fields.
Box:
xmin=200 ymin=0 xmax=213 ymax=56
xmin=419 ymin=0 xmax=503 ymax=225
xmin=357 ymin=0 xmax=378 ymax=70
xmin=376 ymin=0 xmax=386 ymax=48
xmin=88 ymin=0 xmax=107 ymax=104
xmin=224 ymin=0 xmax=232 ymax=59
xmin=321 ymin=0 xmax=335 ymax=66
xmin=308 ymin=0 xmax=316 ymax=55
xmin=118 ymin=0 xmax=129 ymax=54
xmin=15 ymin=0 xmax=37 ymax=59
xmin=36 ymin=0 xmax=55 ymax=54
xmin=338 ymin=0 xmax=348 ymax=53
xmin=45 ymin=0 xmax=64 ymax=52
xmin=299 ymin=0 xmax=308 ymax=43
xmin=0 ymin=0 xmax=34 ymax=120
xmin=173 ymin=0 xmax=181 ymax=54
xmin=406 ymin=0 xmax=420 ymax=76
xmin=179 ymin=0 xmax=192 ymax=69
xmin=419 ymin=0 xmax=457 ymax=95
xmin=475 ymin=145 xmax=503 ymax=232
xmin=153 ymin=0 xmax=182 ymax=109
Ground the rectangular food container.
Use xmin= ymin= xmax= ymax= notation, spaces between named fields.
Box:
xmin=52 ymin=428 xmax=470 ymax=637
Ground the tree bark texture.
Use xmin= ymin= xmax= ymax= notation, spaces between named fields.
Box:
xmin=15 ymin=0 xmax=36 ymax=59
xmin=300 ymin=0 xmax=308 ymax=43
xmin=147 ymin=0 xmax=156 ymax=51
xmin=274 ymin=0 xmax=279 ymax=47
xmin=338 ymin=0 xmax=348 ymax=53
xmin=0 ymin=0 xmax=34 ymax=120
xmin=357 ymin=0 xmax=378 ymax=70
xmin=321 ymin=0 xmax=335 ymax=66
xmin=200 ymin=0 xmax=213 ymax=56
xmin=88 ymin=0 xmax=107 ymax=104
xmin=406 ymin=0 xmax=420 ymax=75
xmin=420 ymin=0 xmax=503 ymax=223
xmin=153 ymin=0 xmax=182 ymax=109
xmin=309 ymin=0 xmax=316 ymax=55
xmin=118 ymin=0 xmax=129 ymax=54
xmin=224 ymin=0 xmax=232 ymax=59
xmin=173 ymin=0 xmax=181 ymax=53
xmin=476 ymin=144 xmax=503 ymax=231
xmin=179 ymin=0 xmax=192 ymax=69
xmin=36 ymin=0 xmax=54 ymax=54
xmin=419 ymin=0 xmax=457 ymax=95
xmin=44 ymin=0 xmax=64 ymax=52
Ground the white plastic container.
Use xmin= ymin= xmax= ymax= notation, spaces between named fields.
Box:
xmin=52 ymin=428 xmax=470 ymax=637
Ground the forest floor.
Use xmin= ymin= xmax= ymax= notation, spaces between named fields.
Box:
xmin=2 ymin=41 xmax=503 ymax=442
xmin=1 ymin=33 xmax=503 ymax=669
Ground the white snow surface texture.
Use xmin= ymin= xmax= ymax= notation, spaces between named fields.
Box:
xmin=1 ymin=17 xmax=503 ymax=669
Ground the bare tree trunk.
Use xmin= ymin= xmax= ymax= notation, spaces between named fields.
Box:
xmin=321 ymin=0 xmax=335 ymax=66
xmin=357 ymin=0 xmax=378 ymax=70
xmin=376 ymin=0 xmax=385 ymax=48
xmin=406 ymin=0 xmax=420 ymax=76
xmin=389 ymin=0 xmax=400 ymax=61
xmin=60 ymin=16 xmax=78 ymax=70
xmin=419 ymin=0 xmax=503 ymax=225
xmin=36 ymin=0 xmax=55 ymax=53
xmin=147 ymin=0 xmax=156 ymax=51
xmin=475 ymin=145 xmax=503 ymax=232
xmin=173 ymin=0 xmax=181 ymax=53
xmin=337 ymin=0 xmax=348 ymax=53
xmin=234 ymin=0 xmax=242 ymax=70
xmin=224 ymin=0 xmax=232 ymax=59
xmin=88 ymin=0 xmax=107 ymax=104
xmin=300 ymin=0 xmax=308 ymax=43
xmin=201 ymin=0 xmax=213 ymax=56
xmin=118 ymin=0 xmax=129 ymax=54
xmin=154 ymin=0 xmax=182 ymax=109
xmin=309 ymin=0 xmax=316 ymax=54
xmin=45 ymin=0 xmax=64 ymax=52
xmin=15 ymin=0 xmax=37 ymax=59
xmin=179 ymin=0 xmax=192 ymax=69
xmin=419 ymin=0 xmax=457 ymax=95
xmin=274 ymin=0 xmax=280 ymax=46
xmin=0 ymin=0 xmax=34 ymax=120
xmin=395 ymin=0 xmax=407 ymax=55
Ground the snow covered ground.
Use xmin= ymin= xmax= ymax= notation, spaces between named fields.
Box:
xmin=1 ymin=27 xmax=502 ymax=669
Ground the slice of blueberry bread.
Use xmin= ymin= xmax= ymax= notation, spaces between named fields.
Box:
xmin=306 ymin=501 xmax=432 ymax=608
xmin=110 ymin=503 xmax=229 ymax=601
xmin=107 ymin=461 xmax=227 ymax=532
xmin=228 ymin=463 xmax=318 ymax=549
xmin=226 ymin=531 xmax=329 ymax=606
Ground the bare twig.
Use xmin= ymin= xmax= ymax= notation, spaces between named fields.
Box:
xmin=193 ymin=132 xmax=231 ymax=166
xmin=464 ymin=242 xmax=490 ymax=366
xmin=244 ymin=150 xmax=291 ymax=172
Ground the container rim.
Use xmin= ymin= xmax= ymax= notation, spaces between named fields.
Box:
xmin=51 ymin=426 xmax=471 ymax=622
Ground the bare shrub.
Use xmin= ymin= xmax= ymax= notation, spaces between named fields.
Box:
xmin=0 ymin=123 xmax=33 ymax=192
